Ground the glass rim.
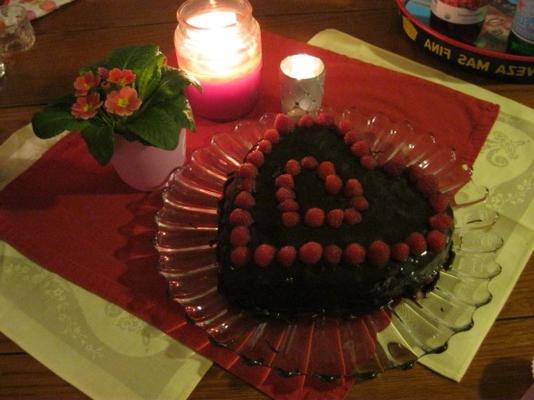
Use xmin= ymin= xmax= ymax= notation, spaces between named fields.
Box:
xmin=0 ymin=4 xmax=29 ymax=25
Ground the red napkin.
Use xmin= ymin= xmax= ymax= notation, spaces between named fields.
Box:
xmin=0 ymin=31 xmax=498 ymax=399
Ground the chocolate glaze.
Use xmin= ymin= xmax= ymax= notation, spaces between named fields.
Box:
xmin=217 ymin=123 xmax=453 ymax=320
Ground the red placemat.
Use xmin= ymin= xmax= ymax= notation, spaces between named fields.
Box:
xmin=0 ymin=31 xmax=499 ymax=399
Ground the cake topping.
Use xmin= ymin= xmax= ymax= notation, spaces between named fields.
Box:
xmin=344 ymin=243 xmax=366 ymax=265
xmin=285 ymin=159 xmax=301 ymax=176
xmin=246 ymin=150 xmax=265 ymax=167
xmin=344 ymin=178 xmax=363 ymax=197
xmin=429 ymin=213 xmax=453 ymax=231
xmin=406 ymin=232 xmax=427 ymax=255
xmin=258 ymin=139 xmax=272 ymax=153
xmin=264 ymin=128 xmax=280 ymax=144
xmin=239 ymin=163 xmax=258 ymax=179
xmin=360 ymin=154 xmax=377 ymax=170
xmin=275 ymin=187 xmax=296 ymax=202
xmin=304 ymin=208 xmax=326 ymax=228
xmin=392 ymin=242 xmax=410 ymax=262
xmin=274 ymin=113 xmax=292 ymax=133
xmin=367 ymin=240 xmax=391 ymax=267
xmin=301 ymin=156 xmax=319 ymax=170
xmin=281 ymin=211 xmax=300 ymax=227
xmin=351 ymin=196 xmax=369 ymax=211
xmin=234 ymin=191 xmax=255 ymax=209
xmin=326 ymin=208 xmax=345 ymax=228
xmin=430 ymin=193 xmax=450 ymax=213
xmin=427 ymin=230 xmax=446 ymax=252
xmin=324 ymin=244 xmax=343 ymax=265
xmin=351 ymin=140 xmax=370 ymax=157
xmin=324 ymin=174 xmax=343 ymax=194
xmin=231 ymin=246 xmax=251 ymax=267
xmin=344 ymin=208 xmax=362 ymax=225
xmin=254 ymin=244 xmax=277 ymax=267
xmin=230 ymin=226 xmax=251 ymax=246
xmin=298 ymin=113 xmax=314 ymax=128
xmin=299 ymin=241 xmax=323 ymax=264
xmin=316 ymin=112 xmax=335 ymax=126
xmin=278 ymin=199 xmax=300 ymax=212
xmin=344 ymin=131 xmax=359 ymax=145
xmin=229 ymin=208 xmax=253 ymax=226
xmin=337 ymin=118 xmax=353 ymax=134
xmin=275 ymin=173 xmax=295 ymax=189
xmin=317 ymin=161 xmax=336 ymax=179
xmin=277 ymin=245 xmax=297 ymax=267
xmin=237 ymin=178 xmax=255 ymax=192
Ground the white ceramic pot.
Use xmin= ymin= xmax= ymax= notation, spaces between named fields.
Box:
xmin=110 ymin=129 xmax=186 ymax=191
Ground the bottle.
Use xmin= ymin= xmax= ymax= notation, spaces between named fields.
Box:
xmin=507 ymin=0 xmax=534 ymax=56
xmin=429 ymin=0 xmax=491 ymax=44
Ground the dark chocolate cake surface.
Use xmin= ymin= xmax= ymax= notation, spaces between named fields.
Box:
xmin=217 ymin=114 xmax=453 ymax=319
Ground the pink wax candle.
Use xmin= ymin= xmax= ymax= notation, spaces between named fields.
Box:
xmin=175 ymin=0 xmax=262 ymax=121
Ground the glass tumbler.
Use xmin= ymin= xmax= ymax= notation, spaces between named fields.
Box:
xmin=0 ymin=5 xmax=35 ymax=78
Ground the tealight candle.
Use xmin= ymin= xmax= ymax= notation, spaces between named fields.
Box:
xmin=280 ymin=54 xmax=325 ymax=114
xmin=175 ymin=0 xmax=262 ymax=121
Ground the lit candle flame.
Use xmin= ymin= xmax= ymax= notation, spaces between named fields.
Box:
xmin=280 ymin=54 xmax=324 ymax=80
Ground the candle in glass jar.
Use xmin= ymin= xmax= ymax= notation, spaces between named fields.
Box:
xmin=280 ymin=54 xmax=325 ymax=114
xmin=175 ymin=0 xmax=262 ymax=121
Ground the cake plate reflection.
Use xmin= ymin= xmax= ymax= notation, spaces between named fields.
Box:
xmin=155 ymin=110 xmax=502 ymax=381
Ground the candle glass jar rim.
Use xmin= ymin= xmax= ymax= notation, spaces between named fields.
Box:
xmin=280 ymin=53 xmax=325 ymax=81
xmin=176 ymin=0 xmax=253 ymax=31
xmin=0 ymin=4 xmax=28 ymax=26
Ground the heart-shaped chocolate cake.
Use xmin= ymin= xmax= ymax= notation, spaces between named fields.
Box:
xmin=217 ymin=113 xmax=454 ymax=319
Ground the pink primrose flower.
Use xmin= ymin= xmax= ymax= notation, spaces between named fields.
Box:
xmin=71 ymin=92 xmax=102 ymax=120
xmin=97 ymin=67 xmax=109 ymax=79
xmin=107 ymin=68 xmax=136 ymax=87
xmin=104 ymin=87 xmax=142 ymax=117
xmin=73 ymin=71 xmax=100 ymax=96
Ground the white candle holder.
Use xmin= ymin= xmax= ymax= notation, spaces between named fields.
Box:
xmin=280 ymin=54 xmax=325 ymax=114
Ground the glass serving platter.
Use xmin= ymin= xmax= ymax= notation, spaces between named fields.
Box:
xmin=155 ymin=109 xmax=502 ymax=380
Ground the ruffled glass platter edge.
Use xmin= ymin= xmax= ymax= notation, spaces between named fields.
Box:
xmin=155 ymin=109 xmax=502 ymax=381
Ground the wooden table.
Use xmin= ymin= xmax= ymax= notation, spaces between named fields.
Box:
xmin=0 ymin=1 xmax=533 ymax=399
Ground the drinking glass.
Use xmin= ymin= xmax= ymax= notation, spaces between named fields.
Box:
xmin=0 ymin=5 xmax=35 ymax=78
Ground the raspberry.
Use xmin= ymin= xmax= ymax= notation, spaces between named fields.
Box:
xmin=229 ymin=208 xmax=253 ymax=226
xmin=351 ymin=196 xmax=369 ymax=211
xmin=299 ymin=241 xmax=323 ymax=265
xmin=277 ymin=199 xmax=300 ymax=212
xmin=408 ymin=165 xmax=425 ymax=183
xmin=264 ymin=128 xmax=280 ymax=144
xmin=344 ymin=243 xmax=366 ymax=266
xmin=298 ymin=114 xmax=314 ymax=128
xmin=275 ymin=173 xmax=295 ymax=189
xmin=285 ymin=159 xmax=301 ymax=176
xmin=429 ymin=213 xmax=453 ymax=231
xmin=276 ymin=187 xmax=296 ymax=202
xmin=367 ymin=240 xmax=391 ymax=267
xmin=427 ymin=230 xmax=446 ymax=252
xmin=337 ymin=119 xmax=353 ymax=134
xmin=344 ymin=208 xmax=362 ymax=225
xmin=344 ymin=131 xmax=360 ymax=145
xmin=301 ymin=156 xmax=319 ymax=170
xmin=430 ymin=193 xmax=450 ymax=213
xmin=316 ymin=112 xmax=336 ymax=126
xmin=254 ymin=244 xmax=276 ymax=267
xmin=239 ymin=162 xmax=258 ymax=179
xmin=324 ymin=244 xmax=342 ymax=265
xmin=246 ymin=150 xmax=264 ymax=167
xmin=274 ymin=113 xmax=292 ymax=133
xmin=324 ymin=174 xmax=342 ymax=194
xmin=304 ymin=208 xmax=325 ymax=228
xmin=416 ymin=174 xmax=439 ymax=195
xmin=406 ymin=232 xmax=427 ymax=255
xmin=234 ymin=191 xmax=255 ymax=209
xmin=317 ymin=161 xmax=336 ymax=180
xmin=238 ymin=178 xmax=255 ymax=192
xmin=258 ymin=139 xmax=272 ymax=154
xmin=391 ymin=243 xmax=410 ymax=262
xmin=277 ymin=245 xmax=297 ymax=267
xmin=326 ymin=209 xmax=344 ymax=228
xmin=231 ymin=246 xmax=251 ymax=266
xmin=281 ymin=211 xmax=300 ymax=227
xmin=344 ymin=178 xmax=363 ymax=197
xmin=351 ymin=140 xmax=369 ymax=157
xmin=383 ymin=160 xmax=405 ymax=176
xmin=360 ymin=155 xmax=377 ymax=170
xmin=230 ymin=226 xmax=250 ymax=246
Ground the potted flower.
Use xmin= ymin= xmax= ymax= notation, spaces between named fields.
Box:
xmin=32 ymin=44 xmax=198 ymax=191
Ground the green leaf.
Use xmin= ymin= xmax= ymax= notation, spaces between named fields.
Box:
xmin=106 ymin=45 xmax=160 ymax=71
xmin=136 ymin=53 xmax=165 ymax=100
xmin=32 ymin=111 xmax=89 ymax=139
xmin=125 ymin=107 xmax=179 ymax=150
xmin=157 ymin=94 xmax=196 ymax=132
xmin=80 ymin=124 xmax=114 ymax=165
